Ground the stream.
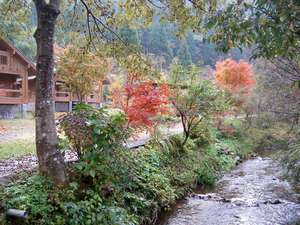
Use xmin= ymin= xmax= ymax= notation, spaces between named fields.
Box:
xmin=158 ymin=156 xmax=300 ymax=225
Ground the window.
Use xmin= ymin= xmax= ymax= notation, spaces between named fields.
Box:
xmin=0 ymin=55 xmax=8 ymax=65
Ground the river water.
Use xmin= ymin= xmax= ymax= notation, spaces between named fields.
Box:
xmin=159 ymin=156 xmax=300 ymax=225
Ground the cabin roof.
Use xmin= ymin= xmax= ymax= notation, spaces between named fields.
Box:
xmin=0 ymin=36 xmax=36 ymax=73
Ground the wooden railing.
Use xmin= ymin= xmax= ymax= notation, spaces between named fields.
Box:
xmin=55 ymin=91 xmax=71 ymax=102
xmin=54 ymin=91 xmax=101 ymax=104
xmin=0 ymin=89 xmax=102 ymax=105
xmin=0 ymin=88 xmax=24 ymax=104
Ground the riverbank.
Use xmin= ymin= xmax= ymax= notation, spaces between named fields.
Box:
xmin=0 ymin=119 xmax=254 ymax=225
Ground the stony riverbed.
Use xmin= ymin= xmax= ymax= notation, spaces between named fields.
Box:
xmin=159 ymin=156 xmax=300 ymax=225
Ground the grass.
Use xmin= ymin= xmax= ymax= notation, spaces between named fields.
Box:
xmin=0 ymin=118 xmax=35 ymax=159
xmin=0 ymin=139 xmax=36 ymax=159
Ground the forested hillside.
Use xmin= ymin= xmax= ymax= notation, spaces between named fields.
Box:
xmin=0 ymin=1 xmax=249 ymax=66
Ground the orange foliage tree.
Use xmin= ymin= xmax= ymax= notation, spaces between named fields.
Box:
xmin=215 ymin=59 xmax=256 ymax=113
xmin=215 ymin=59 xmax=256 ymax=95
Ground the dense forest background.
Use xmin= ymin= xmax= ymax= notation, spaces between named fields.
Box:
xmin=0 ymin=4 xmax=250 ymax=68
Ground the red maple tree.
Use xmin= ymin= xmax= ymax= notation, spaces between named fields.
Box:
xmin=113 ymin=75 xmax=170 ymax=128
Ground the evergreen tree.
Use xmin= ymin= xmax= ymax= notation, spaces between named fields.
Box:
xmin=119 ymin=25 xmax=139 ymax=45
xmin=142 ymin=22 xmax=173 ymax=65
xmin=177 ymin=39 xmax=192 ymax=67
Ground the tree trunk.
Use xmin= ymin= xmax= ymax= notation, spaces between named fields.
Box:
xmin=34 ymin=0 xmax=67 ymax=186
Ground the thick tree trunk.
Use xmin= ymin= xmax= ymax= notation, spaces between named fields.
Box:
xmin=34 ymin=0 xmax=67 ymax=185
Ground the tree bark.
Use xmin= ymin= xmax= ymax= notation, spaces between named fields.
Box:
xmin=33 ymin=0 xmax=67 ymax=186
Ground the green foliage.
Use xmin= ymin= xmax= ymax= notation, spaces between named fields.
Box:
xmin=170 ymin=64 xmax=230 ymax=146
xmin=3 ymin=116 xmax=252 ymax=225
xmin=117 ymin=0 xmax=217 ymax=34
xmin=144 ymin=21 xmax=174 ymax=65
xmin=3 ymin=176 xmax=58 ymax=225
xmin=0 ymin=0 xmax=36 ymax=60
xmin=205 ymin=0 xmax=299 ymax=59
xmin=190 ymin=120 xmax=213 ymax=146
xmin=195 ymin=165 xmax=217 ymax=186
xmin=282 ymin=141 xmax=300 ymax=183
xmin=59 ymin=104 xmax=130 ymax=157
xmin=177 ymin=39 xmax=192 ymax=67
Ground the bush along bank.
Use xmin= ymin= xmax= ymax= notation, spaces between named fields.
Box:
xmin=0 ymin=111 xmax=253 ymax=225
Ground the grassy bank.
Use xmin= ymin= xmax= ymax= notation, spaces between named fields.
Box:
xmin=0 ymin=119 xmax=253 ymax=225
xmin=227 ymin=115 xmax=300 ymax=184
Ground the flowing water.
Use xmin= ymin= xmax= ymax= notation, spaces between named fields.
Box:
xmin=159 ymin=156 xmax=300 ymax=225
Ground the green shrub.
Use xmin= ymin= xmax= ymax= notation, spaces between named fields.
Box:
xmin=254 ymin=112 xmax=275 ymax=129
xmin=190 ymin=120 xmax=212 ymax=146
xmin=282 ymin=141 xmax=300 ymax=183
xmin=3 ymin=176 xmax=60 ymax=225
xmin=195 ymin=166 xmax=216 ymax=186
xmin=59 ymin=104 xmax=130 ymax=157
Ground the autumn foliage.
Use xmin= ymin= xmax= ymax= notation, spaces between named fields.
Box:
xmin=57 ymin=46 xmax=109 ymax=102
xmin=215 ymin=59 xmax=256 ymax=95
xmin=113 ymin=76 xmax=170 ymax=128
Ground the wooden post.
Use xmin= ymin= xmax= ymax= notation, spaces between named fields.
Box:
xmin=68 ymin=101 xmax=72 ymax=112
xmin=23 ymin=70 xmax=28 ymax=103
xmin=21 ymin=104 xmax=27 ymax=118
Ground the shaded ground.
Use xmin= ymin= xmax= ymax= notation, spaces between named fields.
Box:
xmin=159 ymin=156 xmax=300 ymax=225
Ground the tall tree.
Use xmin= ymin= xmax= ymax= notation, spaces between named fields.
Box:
xmin=0 ymin=0 xmax=36 ymax=59
xmin=215 ymin=59 xmax=256 ymax=112
xmin=113 ymin=80 xmax=170 ymax=128
xmin=33 ymin=0 xmax=67 ymax=185
xmin=169 ymin=64 xmax=228 ymax=146
xmin=143 ymin=22 xmax=173 ymax=65
xmin=177 ymin=39 xmax=192 ymax=67
xmin=215 ymin=59 xmax=256 ymax=95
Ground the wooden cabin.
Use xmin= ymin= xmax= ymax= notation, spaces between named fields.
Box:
xmin=0 ymin=38 xmax=35 ymax=105
xmin=0 ymin=37 xmax=106 ymax=118
xmin=0 ymin=37 xmax=36 ymax=118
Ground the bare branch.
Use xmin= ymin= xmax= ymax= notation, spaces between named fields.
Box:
xmin=79 ymin=0 xmax=126 ymax=44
